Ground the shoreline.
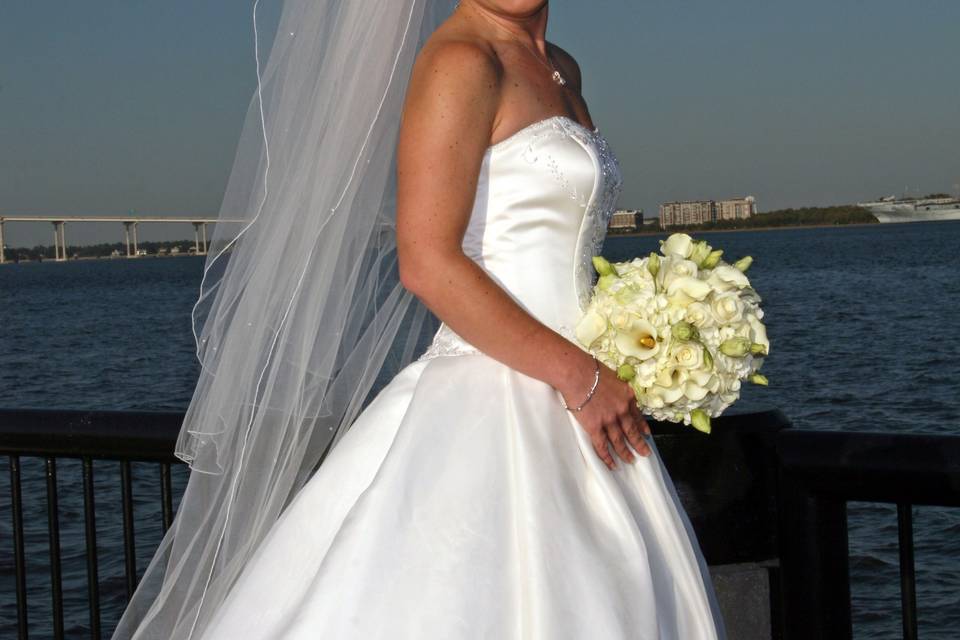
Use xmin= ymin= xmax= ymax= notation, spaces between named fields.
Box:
xmin=610 ymin=220 xmax=885 ymax=238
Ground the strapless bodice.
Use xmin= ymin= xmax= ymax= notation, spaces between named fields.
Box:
xmin=419 ymin=115 xmax=623 ymax=359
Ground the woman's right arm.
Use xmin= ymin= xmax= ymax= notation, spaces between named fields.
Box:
xmin=395 ymin=39 xmax=650 ymax=468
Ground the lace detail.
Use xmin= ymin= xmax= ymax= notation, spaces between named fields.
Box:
xmin=497 ymin=115 xmax=623 ymax=311
xmin=417 ymin=323 xmax=482 ymax=361
xmin=572 ymin=128 xmax=623 ymax=311
xmin=417 ymin=321 xmax=580 ymax=362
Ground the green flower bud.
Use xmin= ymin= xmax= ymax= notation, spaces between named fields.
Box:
xmin=719 ymin=336 xmax=751 ymax=357
xmin=671 ymin=321 xmax=697 ymax=341
xmin=733 ymin=256 xmax=753 ymax=272
xmin=647 ymin=252 xmax=660 ymax=278
xmin=689 ymin=240 xmax=712 ymax=266
xmin=617 ymin=363 xmax=636 ymax=381
xmin=691 ymin=409 xmax=711 ymax=434
xmin=701 ymin=249 xmax=723 ymax=269
xmin=592 ymin=255 xmax=617 ymax=276
xmin=748 ymin=373 xmax=769 ymax=386
xmin=701 ymin=346 xmax=714 ymax=370
xmin=750 ymin=342 xmax=768 ymax=356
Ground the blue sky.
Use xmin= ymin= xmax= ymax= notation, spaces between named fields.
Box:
xmin=1 ymin=0 xmax=958 ymax=246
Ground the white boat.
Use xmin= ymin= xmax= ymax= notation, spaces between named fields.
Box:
xmin=857 ymin=195 xmax=960 ymax=223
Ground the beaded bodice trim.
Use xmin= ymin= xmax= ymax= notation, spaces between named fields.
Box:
xmin=418 ymin=115 xmax=623 ymax=361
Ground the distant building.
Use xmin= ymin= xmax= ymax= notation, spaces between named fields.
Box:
xmin=608 ymin=208 xmax=644 ymax=233
xmin=716 ymin=196 xmax=757 ymax=222
xmin=659 ymin=196 xmax=757 ymax=229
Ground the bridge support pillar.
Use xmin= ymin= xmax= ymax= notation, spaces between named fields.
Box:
xmin=51 ymin=221 xmax=66 ymax=261
xmin=193 ymin=223 xmax=202 ymax=255
xmin=0 ymin=219 xmax=5 ymax=264
xmin=123 ymin=222 xmax=139 ymax=257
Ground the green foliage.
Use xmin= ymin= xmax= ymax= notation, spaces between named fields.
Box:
xmin=2 ymin=240 xmax=199 ymax=262
xmin=661 ymin=205 xmax=877 ymax=233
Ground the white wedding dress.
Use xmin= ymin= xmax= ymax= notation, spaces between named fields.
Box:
xmin=200 ymin=115 xmax=725 ymax=639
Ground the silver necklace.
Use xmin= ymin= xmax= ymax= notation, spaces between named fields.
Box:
xmin=464 ymin=5 xmax=568 ymax=87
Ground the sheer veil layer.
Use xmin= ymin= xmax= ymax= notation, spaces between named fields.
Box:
xmin=112 ymin=1 xmax=455 ymax=637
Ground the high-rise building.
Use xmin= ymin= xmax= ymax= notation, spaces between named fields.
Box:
xmin=659 ymin=196 xmax=756 ymax=229
xmin=608 ymin=208 xmax=644 ymax=232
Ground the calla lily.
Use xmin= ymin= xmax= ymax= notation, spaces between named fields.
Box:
xmin=575 ymin=309 xmax=607 ymax=347
xmin=614 ymin=318 xmax=660 ymax=359
xmin=748 ymin=373 xmax=769 ymax=386
xmin=684 ymin=380 xmax=710 ymax=402
xmin=707 ymin=265 xmax=751 ymax=291
xmin=747 ymin=314 xmax=770 ymax=353
xmin=719 ymin=336 xmax=751 ymax=357
xmin=666 ymin=276 xmax=713 ymax=305
xmin=690 ymin=409 xmax=711 ymax=434
xmin=647 ymin=378 xmax=687 ymax=404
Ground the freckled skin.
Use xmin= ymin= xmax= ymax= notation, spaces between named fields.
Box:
xmin=395 ymin=0 xmax=651 ymax=469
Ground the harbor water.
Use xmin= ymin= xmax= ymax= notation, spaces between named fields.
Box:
xmin=1 ymin=220 xmax=958 ymax=638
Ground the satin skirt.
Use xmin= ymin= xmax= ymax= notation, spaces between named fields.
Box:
xmin=200 ymin=353 xmax=725 ymax=639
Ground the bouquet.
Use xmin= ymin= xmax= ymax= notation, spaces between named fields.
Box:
xmin=575 ymin=232 xmax=770 ymax=434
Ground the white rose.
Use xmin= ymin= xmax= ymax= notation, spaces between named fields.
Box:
xmin=672 ymin=342 xmax=703 ymax=370
xmin=710 ymin=292 xmax=744 ymax=325
xmin=661 ymin=233 xmax=695 ymax=259
xmin=685 ymin=301 xmax=713 ymax=328
xmin=659 ymin=257 xmax=699 ymax=291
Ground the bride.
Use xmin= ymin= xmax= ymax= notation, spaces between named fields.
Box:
xmin=113 ymin=1 xmax=725 ymax=638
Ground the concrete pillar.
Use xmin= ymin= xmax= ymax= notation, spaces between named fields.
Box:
xmin=52 ymin=222 xmax=61 ymax=260
xmin=0 ymin=219 xmax=5 ymax=264
xmin=132 ymin=222 xmax=139 ymax=255
xmin=193 ymin=222 xmax=201 ymax=255
xmin=201 ymin=223 xmax=208 ymax=254
xmin=59 ymin=222 xmax=66 ymax=260
xmin=124 ymin=222 xmax=132 ymax=256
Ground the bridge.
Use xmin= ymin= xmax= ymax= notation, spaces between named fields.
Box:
xmin=0 ymin=215 xmax=244 ymax=263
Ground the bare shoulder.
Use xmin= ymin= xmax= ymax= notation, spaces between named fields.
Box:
xmin=546 ymin=42 xmax=583 ymax=93
xmin=402 ymin=32 xmax=503 ymax=142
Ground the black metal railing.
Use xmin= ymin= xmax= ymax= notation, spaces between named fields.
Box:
xmin=1 ymin=408 xmax=184 ymax=639
xmin=775 ymin=429 xmax=960 ymax=640
xmin=1 ymin=407 xmax=959 ymax=639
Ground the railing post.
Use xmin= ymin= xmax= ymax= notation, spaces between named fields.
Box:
xmin=46 ymin=457 xmax=65 ymax=639
xmin=777 ymin=469 xmax=852 ymax=639
xmin=9 ymin=454 xmax=28 ymax=639
xmin=897 ymin=503 xmax=918 ymax=640
xmin=82 ymin=457 xmax=101 ymax=638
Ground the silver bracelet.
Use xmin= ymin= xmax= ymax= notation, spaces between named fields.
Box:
xmin=563 ymin=357 xmax=600 ymax=412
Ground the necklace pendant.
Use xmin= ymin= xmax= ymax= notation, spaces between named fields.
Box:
xmin=552 ymin=70 xmax=566 ymax=86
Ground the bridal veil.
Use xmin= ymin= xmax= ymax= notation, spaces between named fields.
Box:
xmin=112 ymin=1 xmax=455 ymax=637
